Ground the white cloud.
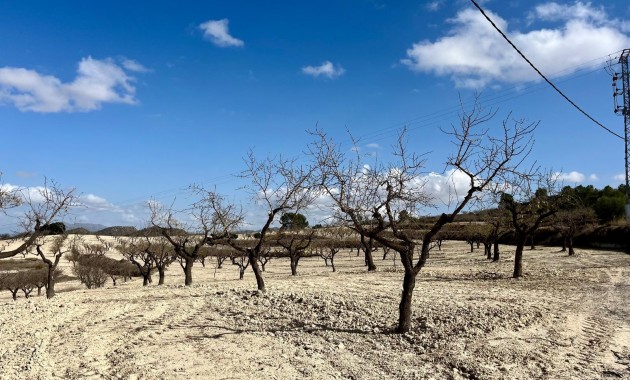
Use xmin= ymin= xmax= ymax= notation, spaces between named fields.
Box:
xmin=121 ymin=58 xmax=150 ymax=73
xmin=426 ymin=1 xmax=444 ymax=12
xmin=366 ymin=143 xmax=381 ymax=149
xmin=554 ymin=171 xmax=586 ymax=183
xmin=531 ymin=2 xmax=606 ymax=23
xmin=589 ymin=174 xmax=598 ymax=181
xmin=613 ymin=173 xmax=626 ymax=182
xmin=0 ymin=56 xmax=145 ymax=113
xmin=302 ymin=61 xmax=345 ymax=79
xmin=199 ymin=19 xmax=244 ymax=47
xmin=402 ymin=4 xmax=630 ymax=87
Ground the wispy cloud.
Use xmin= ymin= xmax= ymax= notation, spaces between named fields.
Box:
xmin=425 ymin=1 xmax=444 ymax=12
xmin=121 ymin=58 xmax=150 ymax=73
xmin=554 ymin=171 xmax=586 ymax=183
xmin=0 ymin=56 xmax=146 ymax=113
xmin=613 ymin=173 xmax=626 ymax=182
xmin=199 ymin=19 xmax=244 ymax=47
xmin=402 ymin=3 xmax=630 ymax=88
xmin=301 ymin=61 xmax=345 ymax=79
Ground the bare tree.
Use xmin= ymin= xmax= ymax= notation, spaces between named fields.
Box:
xmin=117 ymin=237 xmax=155 ymax=286
xmin=149 ymin=191 xmax=228 ymax=286
xmin=209 ymin=151 xmax=316 ymax=292
xmin=29 ymin=234 xmax=74 ymax=298
xmin=309 ymin=100 xmax=537 ymax=333
xmin=497 ymin=172 xmax=560 ymax=277
xmin=0 ymin=179 xmax=76 ymax=259
xmin=555 ymin=207 xmax=596 ymax=256
xmin=230 ymin=253 xmax=250 ymax=280
xmin=274 ymin=231 xmax=314 ymax=276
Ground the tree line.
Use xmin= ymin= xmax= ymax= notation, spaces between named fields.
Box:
xmin=1 ymin=97 xmax=627 ymax=334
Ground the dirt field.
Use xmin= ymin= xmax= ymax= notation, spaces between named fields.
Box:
xmin=1 ymin=239 xmax=629 ymax=379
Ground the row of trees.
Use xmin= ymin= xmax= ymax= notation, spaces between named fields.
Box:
xmin=2 ymin=98 xmax=620 ymax=333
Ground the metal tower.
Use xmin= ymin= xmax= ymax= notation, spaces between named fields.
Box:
xmin=613 ymin=49 xmax=630 ymax=221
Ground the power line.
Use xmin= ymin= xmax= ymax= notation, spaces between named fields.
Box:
xmin=469 ymin=0 xmax=624 ymax=141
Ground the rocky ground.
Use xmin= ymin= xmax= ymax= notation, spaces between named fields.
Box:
xmin=0 ymin=240 xmax=629 ymax=379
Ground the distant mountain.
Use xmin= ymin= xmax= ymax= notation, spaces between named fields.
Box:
xmin=66 ymin=223 xmax=107 ymax=232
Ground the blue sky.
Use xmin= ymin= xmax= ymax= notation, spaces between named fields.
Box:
xmin=1 ymin=0 xmax=630 ymax=230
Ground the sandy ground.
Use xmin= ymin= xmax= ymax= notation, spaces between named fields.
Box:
xmin=0 ymin=239 xmax=629 ymax=380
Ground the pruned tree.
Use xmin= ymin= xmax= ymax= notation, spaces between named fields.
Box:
xmin=274 ymin=230 xmax=315 ymax=276
xmin=0 ymin=179 xmax=76 ymax=259
xmin=309 ymin=99 xmax=537 ymax=333
xmin=554 ymin=207 xmax=596 ymax=256
xmin=117 ymin=237 xmax=155 ymax=286
xmin=497 ymin=173 xmax=560 ymax=277
xmin=29 ymin=234 xmax=74 ymax=298
xmin=209 ymin=151 xmax=317 ymax=292
xmin=149 ymin=192 xmax=227 ymax=286
xmin=230 ymin=253 xmax=250 ymax=280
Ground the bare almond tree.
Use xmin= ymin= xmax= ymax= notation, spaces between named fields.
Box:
xmin=309 ymin=100 xmax=537 ymax=333
xmin=0 ymin=179 xmax=76 ymax=259
xmin=29 ymin=234 xmax=74 ymax=298
xmin=497 ymin=172 xmax=561 ymax=277
xmin=149 ymin=192 xmax=228 ymax=286
xmin=117 ymin=237 xmax=155 ymax=286
xmin=209 ymin=151 xmax=316 ymax=292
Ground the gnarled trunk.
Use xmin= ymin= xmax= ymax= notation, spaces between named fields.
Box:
xmin=567 ymin=237 xmax=575 ymax=256
xmin=290 ymin=256 xmax=299 ymax=276
xmin=396 ymin=269 xmax=417 ymax=333
xmin=249 ymin=251 xmax=265 ymax=292
xmin=364 ymin=250 xmax=376 ymax=271
xmin=513 ymin=237 xmax=526 ymax=278
xmin=158 ymin=267 xmax=165 ymax=285
xmin=46 ymin=265 xmax=56 ymax=299
xmin=183 ymin=257 xmax=194 ymax=286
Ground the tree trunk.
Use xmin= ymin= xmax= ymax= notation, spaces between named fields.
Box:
xmin=568 ymin=237 xmax=575 ymax=256
xmin=46 ymin=264 xmax=56 ymax=299
xmin=513 ymin=239 xmax=525 ymax=278
xmin=331 ymin=256 xmax=336 ymax=272
xmin=529 ymin=236 xmax=535 ymax=250
xmin=239 ymin=267 xmax=245 ymax=280
xmin=493 ymin=241 xmax=500 ymax=262
xmin=249 ymin=251 xmax=265 ymax=292
xmin=561 ymin=237 xmax=567 ymax=252
xmin=469 ymin=241 xmax=474 ymax=253
xmin=364 ymin=250 xmax=376 ymax=271
xmin=290 ymin=256 xmax=299 ymax=276
xmin=485 ymin=242 xmax=491 ymax=259
xmin=143 ymin=275 xmax=150 ymax=286
xmin=158 ymin=267 xmax=165 ymax=285
xmin=396 ymin=269 xmax=417 ymax=333
xmin=11 ymin=289 xmax=18 ymax=300
xmin=183 ymin=257 xmax=194 ymax=286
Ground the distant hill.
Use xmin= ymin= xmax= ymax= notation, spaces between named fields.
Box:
xmin=135 ymin=226 xmax=188 ymax=236
xmin=66 ymin=227 xmax=91 ymax=235
xmin=95 ymin=226 xmax=138 ymax=236
xmin=66 ymin=223 xmax=107 ymax=232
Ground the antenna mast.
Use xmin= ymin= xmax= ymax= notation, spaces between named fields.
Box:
xmin=612 ymin=49 xmax=630 ymax=221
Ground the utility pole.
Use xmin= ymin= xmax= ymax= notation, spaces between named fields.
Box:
xmin=612 ymin=49 xmax=630 ymax=222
